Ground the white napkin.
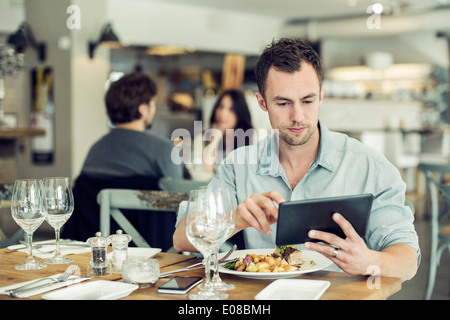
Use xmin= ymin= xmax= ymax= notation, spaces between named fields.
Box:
xmin=0 ymin=275 xmax=91 ymax=298
xmin=7 ymin=240 xmax=90 ymax=259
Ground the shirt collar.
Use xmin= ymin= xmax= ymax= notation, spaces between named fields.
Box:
xmin=315 ymin=121 xmax=335 ymax=172
xmin=257 ymin=120 xmax=335 ymax=177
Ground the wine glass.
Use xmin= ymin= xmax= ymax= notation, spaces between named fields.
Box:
xmin=10 ymin=179 xmax=47 ymax=270
xmin=42 ymin=177 xmax=74 ymax=264
xmin=184 ymin=187 xmax=230 ymax=300
xmin=209 ymin=186 xmax=236 ymax=291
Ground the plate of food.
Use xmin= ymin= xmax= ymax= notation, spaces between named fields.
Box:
xmin=218 ymin=246 xmax=333 ymax=279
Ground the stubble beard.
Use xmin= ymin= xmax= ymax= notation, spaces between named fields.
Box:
xmin=279 ymin=123 xmax=316 ymax=146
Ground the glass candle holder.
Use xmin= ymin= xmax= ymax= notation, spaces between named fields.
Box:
xmin=122 ymin=257 xmax=160 ymax=288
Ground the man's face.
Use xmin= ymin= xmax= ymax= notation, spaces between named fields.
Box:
xmin=256 ymin=63 xmax=324 ymax=147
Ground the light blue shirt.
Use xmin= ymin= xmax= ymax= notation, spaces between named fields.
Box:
xmin=177 ymin=122 xmax=420 ymax=260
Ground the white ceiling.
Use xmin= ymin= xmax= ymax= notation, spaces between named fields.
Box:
xmin=162 ymin=0 xmax=449 ymax=21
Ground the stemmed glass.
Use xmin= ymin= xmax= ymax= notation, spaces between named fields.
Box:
xmin=10 ymin=179 xmax=47 ymax=270
xmin=203 ymin=187 xmax=236 ymax=291
xmin=42 ymin=177 xmax=74 ymax=264
xmin=185 ymin=187 xmax=234 ymax=300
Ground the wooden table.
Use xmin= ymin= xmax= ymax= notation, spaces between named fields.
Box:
xmin=0 ymin=248 xmax=402 ymax=301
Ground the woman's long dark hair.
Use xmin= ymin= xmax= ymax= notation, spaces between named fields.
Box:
xmin=209 ymin=89 xmax=253 ymax=151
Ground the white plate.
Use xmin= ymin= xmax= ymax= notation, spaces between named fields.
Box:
xmin=218 ymin=248 xmax=332 ymax=279
xmin=127 ymin=247 xmax=161 ymax=258
xmin=255 ymin=279 xmax=330 ymax=300
xmin=42 ymin=280 xmax=139 ymax=300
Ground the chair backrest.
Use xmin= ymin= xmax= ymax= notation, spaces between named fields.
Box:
xmin=158 ymin=177 xmax=208 ymax=192
xmin=62 ymin=174 xmax=160 ymax=245
xmin=419 ymin=162 xmax=450 ymax=224
xmin=97 ymin=189 xmax=188 ymax=248
xmin=419 ymin=163 xmax=450 ymax=179
xmin=439 ymin=184 xmax=450 ymax=207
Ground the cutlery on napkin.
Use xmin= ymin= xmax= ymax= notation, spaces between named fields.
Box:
xmin=6 ymin=240 xmax=90 ymax=258
xmin=0 ymin=275 xmax=91 ymax=298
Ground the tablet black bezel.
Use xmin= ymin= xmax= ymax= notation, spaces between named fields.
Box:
xmin=275 ymin=194 xmax=374 ymax=246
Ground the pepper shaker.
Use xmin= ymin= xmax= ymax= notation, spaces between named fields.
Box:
xmin=86 ymin=232 xmax=111 ymax=277
xmin=108 ymin=229 xmax=132 ymax=273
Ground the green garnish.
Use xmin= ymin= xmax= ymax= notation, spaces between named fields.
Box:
xmin=223 ymin=259 xmax=238 ymax=270
xmin=279 ymin=245 xmax=298 ymax=254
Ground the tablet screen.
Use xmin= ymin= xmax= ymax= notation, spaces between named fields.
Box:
xmin=275 ymin=194 xmax=373 ymax=246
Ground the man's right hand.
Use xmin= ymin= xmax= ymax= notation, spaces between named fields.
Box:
xmin=235 ymin=191 xmax=286 ymax=236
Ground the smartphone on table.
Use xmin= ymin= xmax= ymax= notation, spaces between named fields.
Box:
xmin=157 ymin=276 xmax=203 ymax=294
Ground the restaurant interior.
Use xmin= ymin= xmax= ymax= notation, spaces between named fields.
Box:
xmin=0 ymin=0 xmax=449 ymax=300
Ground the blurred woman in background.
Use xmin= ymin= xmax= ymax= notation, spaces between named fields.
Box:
xmin=190 ymin=89 xmax=253 ymax=181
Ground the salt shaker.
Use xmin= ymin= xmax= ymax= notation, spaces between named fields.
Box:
xmin=87 ymin=232 xmax=111 ymax=277
xmin=108 ymin=229 xmax=132 ymax=273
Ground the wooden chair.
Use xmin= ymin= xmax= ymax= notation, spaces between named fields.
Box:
xmin=97 ymin=189 xmax=188 ymax=248
xmin=418 ymin=163 xmax=450 ymax=299
xmin=62 ymin=174 xmax=159 ymax=244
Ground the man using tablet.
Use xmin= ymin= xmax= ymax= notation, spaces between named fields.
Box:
xmin=173 ymin=38 xmax=419 ymax=281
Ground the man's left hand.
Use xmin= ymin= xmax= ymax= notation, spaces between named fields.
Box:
xmin=304 ymin=212 xmax=376 ymax=276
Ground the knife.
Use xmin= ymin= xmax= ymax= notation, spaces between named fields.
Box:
xmin=5 ymin=241 xmax=89 ymax=253
xmin=9 ymin=276 xmax=91 ymax=298
xmin=159 ymin=258 xmax=237 ymax=278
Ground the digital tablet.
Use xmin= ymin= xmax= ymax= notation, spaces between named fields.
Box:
xmin=275 ymin=194 xmax=374 ymax=246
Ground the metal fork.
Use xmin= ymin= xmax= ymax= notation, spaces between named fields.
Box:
xmin=184 ymin=244 xmax=236 ymax=270
xmin=7 ymin=265 xmax=77 ymax=296
xmin=159 ymin=244 xmax=237 ymax=278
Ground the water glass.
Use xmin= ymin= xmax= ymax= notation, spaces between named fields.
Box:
xmin=11 ymin=179 xmax=47 ymax=270
xmin=185 ymin=187 xmax=231 ymax=300
xmin=209 ymin=186 xmax=236 ymax=291
xmin=42 ymin=177 xmax=74 ymax=264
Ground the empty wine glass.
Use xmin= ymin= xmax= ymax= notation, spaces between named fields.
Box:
xmin=185 ymin=187 xmax=231 ymax=300
xmin=11 ymin=179 xmax=47 ymax=270
xmin=42 ymin=177 xmax=74 ymax=264
xmin=209 ymin=186 xmax=236 ymax=291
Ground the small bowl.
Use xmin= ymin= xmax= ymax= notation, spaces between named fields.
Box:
xmin=122 ymin=257 xmax=160 ymax=288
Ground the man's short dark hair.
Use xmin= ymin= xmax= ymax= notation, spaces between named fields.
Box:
xmin=254 ymin=38 xmax=323 ymax=98
xmin=105 ymin=72 xmax=157 ymax=124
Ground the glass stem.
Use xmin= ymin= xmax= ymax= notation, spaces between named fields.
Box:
xmin=26 ymin=232 xmax=35 ymax=263
xmin=54 ymin=228 xmax=61 ymax=258
xmin=212 ymin=252 xmax=221 ymax=283
xmin=203 ymin=253 xmax=213 ymax=291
